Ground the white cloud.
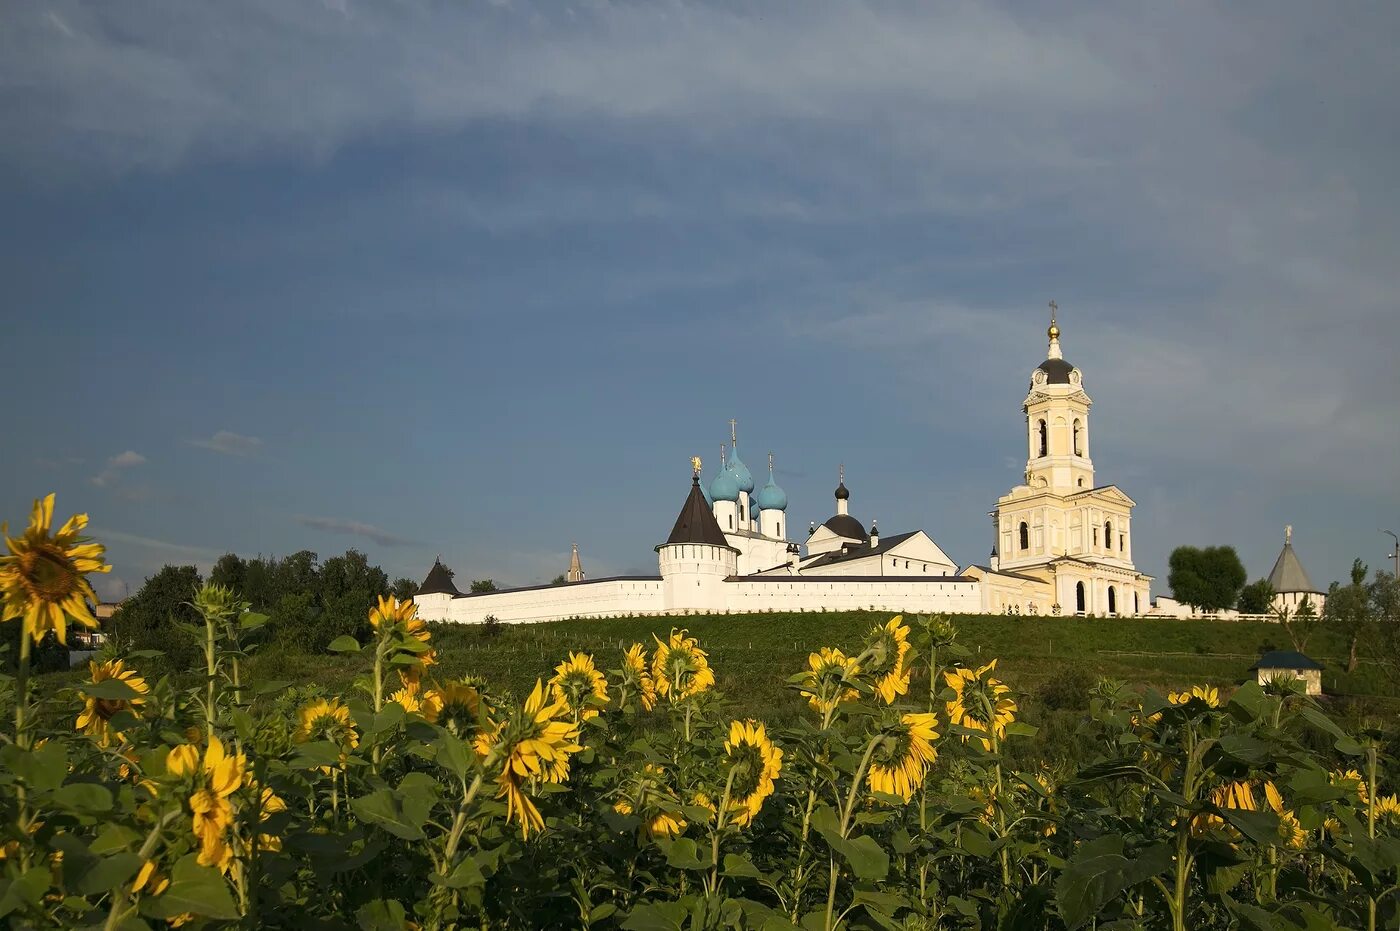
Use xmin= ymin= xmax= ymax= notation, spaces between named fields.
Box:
xmin=91 ymin=450 xmax=147 ymax=487
xmin=189 ymin=430 xmax=263 ymax=457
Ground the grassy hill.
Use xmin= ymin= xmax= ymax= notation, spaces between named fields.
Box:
xmin=247 ymin=610 xmax=1397 ymax=731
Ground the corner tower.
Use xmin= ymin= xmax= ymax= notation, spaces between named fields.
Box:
xmin=658 ymin=457 xmax=739 ymax=613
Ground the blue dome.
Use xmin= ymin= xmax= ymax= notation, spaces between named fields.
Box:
xmin=728 ymin=448 xmax=755 ymax=493
xmin=756 ymin=473 xmax=788 ymax=511
xmin=709 ymin=468 xmax=739 ymax=502
xmin=702 ymin=479 xmax=714 ymax=507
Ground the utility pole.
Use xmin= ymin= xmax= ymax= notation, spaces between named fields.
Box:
xmin=1384 ymin=529 xmax=1399 ymax=580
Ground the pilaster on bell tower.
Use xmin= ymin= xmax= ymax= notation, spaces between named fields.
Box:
xmin=1024 ymin=301 xmax=1094 ymax=494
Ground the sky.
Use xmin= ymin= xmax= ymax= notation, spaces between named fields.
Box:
xmin=2 ymin=0 xmax=1398 ymax=602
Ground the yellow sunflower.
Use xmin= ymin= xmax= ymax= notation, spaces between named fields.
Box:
xmin=1192 ymin=779 xmax=1257 ymax=837
xmin=389 ymin=678 xmax=426 ymax=715
xmin=133 ymin=859 xmax=170 ymax=897
xmin=1263 ymin=781 xmax=1308 ymax=849
xmin=255 ymin=786 xmax=288 ymax=852
xmin=1168 ymin=685 xmax=1221 ymax=708
xmin=166 ymin=736 xmax=247 ymax=872
xmin=293 ymin=697 xmax=359 ymax=750
xmin=721 ymin=719 xmax=783 ymax=827
xmin=423 ymin=681 xmax=490 ymax=741
xmin=369 ymin=593 xmax=418 ymax=632
xmin=549 ymin=651 xmax=609 ymax=721
xmin=1330 ymin=769 xmax=1370 ymax=805
xmin=620 ymin=642 xmax=657 ymax=711
xmin=798 ymin=647 xmax=861 ymax=717
xmin=1376 ymin=794 xmax=1400 ymax=827
xmin=614 ymin=799 xmax=686 ymax=839
xmin=0 ymin=493 xmax=111 ymax=644
xmin=944 ymin=660 xmax=1018 ymax=751
xmin=75 ymin=658 xmax=149 ymax=745
xmin=867 ymin=712 xmax=939 ymax=802
xmin=651 ymin=628 xmax=715 ymax=702
xmin=864 ymin=616 xmax=911 ymax=704
xmin=478 ymin=679 xmax=582 ymax=838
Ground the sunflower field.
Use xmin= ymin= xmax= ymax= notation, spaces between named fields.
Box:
xmin=2 ymin=494 xmax=1399 ymax=930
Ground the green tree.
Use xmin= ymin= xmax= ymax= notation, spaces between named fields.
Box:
xmin=1278 ymin=594 xmax=1321 ymax=652
xmin=1236 ymin=578 xmax=1274 ymax=614
xmin=391 ymin=577 xmax=419 ymax=601
xmin=1167 ymin=545 xmax=1247 ymax=612
xmin=110 ymin=564 xmax=204 ymax=670
xmin=1324 ymin=559 xmax=1372 ymax=673
xmin=209 ymin=552 xmax=247 ymax=593
xmin=551 ymin=574 xmax=568 ymax=586
xmin=470 ymin=579 xmax=498 ymax=593
xmin=1370 ymin=570 xmax=1400 ymax=685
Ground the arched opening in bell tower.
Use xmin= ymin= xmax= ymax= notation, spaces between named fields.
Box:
xmin=1037 ymin=419 xmax=1047 ymax=457
xmin=1075 ymin=581 xmax=1086 ymax=614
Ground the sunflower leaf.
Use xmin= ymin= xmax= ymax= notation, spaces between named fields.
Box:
xmin=142 ymin=855 xmax=238 ymax=920
xmin=79 ymin=678 xmax=143 ymax=700
xmin=327 ymin=636 xmax=361 ymax=653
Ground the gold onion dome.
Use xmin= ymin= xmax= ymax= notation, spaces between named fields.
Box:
xmin=1048 ymin=321 xmax=1060 ymax=340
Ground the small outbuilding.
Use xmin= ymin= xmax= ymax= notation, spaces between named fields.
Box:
xmin=1250 ymin=651 xmax=1323 ymax=696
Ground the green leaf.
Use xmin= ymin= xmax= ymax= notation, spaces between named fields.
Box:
xmin=351 ymin=789 xmax=429 ymax=840
xmin=76 ymin=852 xmax=143 ymax=896
xmin=590 ymin=903 xmax=619 ymax=923
xmin=723 ymin=853 xmax=763 ymax=879
xmin=125 ymin=649 xmax=164 ymax=659
xmin=436 ymin=733 xmax=473 ymax=779
xmin=79 ymin=678 xmax=144 ymax=700
xmin=144 ymin=855 xmax=238 ymax=920
xmin=53 ymin=782 xmax=114 ymax=812
xmin=809 ymin=808 xmax=888 ymax=881
xmin=238 ymin=611 xmax=269 ymax=629
xmin=0 ymin=865 xmax=50 ymax=918
xmin=327 ymin=635 xmax=362 ymax=653
xmin=437 ymin=857 xmax=486 ymax=890
xmin=255 ymin=679 xmax=293 ymax=695
xmin=366 ymin=702 xmax=405 ymax=736
xmin=356 ymin=899 xmax=408 ymax=931
xmin=1004 ymin=721 xmax=1039 ymax=738
xmin=662 ymin=837 xmax=709 ymax=870
xmin=90 ymin=823 xmax=142 ymax=855
xmin=1055 ymin=837 xmax=1172 ymax=930
xmin=5 ymin=741 xmax=68 ymax=792
xmin=290 ymin=741 xmax=345 ymax=770
xmin=622 ymin=902 xmax=689 ymax=931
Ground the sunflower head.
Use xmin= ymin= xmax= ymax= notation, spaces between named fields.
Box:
xmin=618 ymin=642 xmax=657 ymax=711
xmin=549 ymin=651 xmax=609 ymax=721
xmin=721 ymin=719 xmax=783 ymax=827
xmin=76 ymin=658 xmax=149 ymax=744
xmin=191 ymin=583 xmax=241 ymax=622
xmin=294 ymin=697 xmax=359 ymax=750
xmin=798 ymin=647 xmax=861 ymax=717
xmin=1330 ymin=769 xmax=1370 ymax=805
xmin=944 ymin=660 xmax=1018 ymax=751
xmin=164 ymin=736 xmax=247 ymax=873
xmin=867 ymin=712 xmax=940 ymax=802
xmin=863 ymin=616 xmax=912 ymax=704
xmin=0 ymin=494 xmax=110 ymax=644
xmin=1168 ymin=685 xmax=1221 ymax=709
xmin=1375 ymin=794 xmax=1400 ymax=827
xmin=651 ymin=628 xmax=716 ymax=702
xmin=480 ymin=680 xmax=582 ymax=838
xmin=424 ymin=681 xmax=490 ymax=739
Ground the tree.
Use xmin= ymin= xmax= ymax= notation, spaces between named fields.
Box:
xmin=1278 ymin=595 xmax=1321 ymax=652
xmin=1370 ymin=571 xmax=1400 ymax=685
xmin=1167 ymin=545 xmax=1247 ymax=613
xmin=551 ymin=574 xmax=568 ymax=586
xmin=1324 ymin=559 xmax=1372 ymax=673
xmin=391 ymin=577 xmax=419 ymax=601
xmin=1237 ymin=578 xmax=1274 ymax=615
xmin=209 ymin=552 xmax=248 ymax=593
xmin=470 ymin=579 xmax=498 ymax=593
xmin=110 ymin=564 xmax=204 ymax=670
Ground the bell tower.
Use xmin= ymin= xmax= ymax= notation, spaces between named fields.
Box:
xmin=1024 ymin=301 xmax=1094 ymax=494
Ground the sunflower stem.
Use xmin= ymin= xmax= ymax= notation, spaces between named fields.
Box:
xmin=708 ymin=765 xmax=738 ymax=895
xmin=103 ymin=808 xmax=180 ymax=931
xmin=13 ymin=631 xmax=32 ymax=869
xmin=825 ymin=734 xmax=882 ymax=931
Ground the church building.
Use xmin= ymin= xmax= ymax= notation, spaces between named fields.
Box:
xmin=413 ymin=306 xmax=1152 ymax=625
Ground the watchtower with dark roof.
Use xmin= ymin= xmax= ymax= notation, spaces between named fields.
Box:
xmin=656 ymin=462 xmax=738 ymax=612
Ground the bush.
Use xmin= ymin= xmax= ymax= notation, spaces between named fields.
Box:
xmin=1036 ymin=665 xmax=1095 ymax=711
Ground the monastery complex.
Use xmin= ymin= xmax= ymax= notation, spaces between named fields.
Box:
xmin=415 ymin=309 xmax=1323 ymax=625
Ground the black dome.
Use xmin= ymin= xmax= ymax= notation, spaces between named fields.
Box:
xmin=822 ymin=514 xmax=867 ymax=541
xmin=1037 ymin=358 xmax=1075 ymax=385
xmin=834 ymin=482 xmax=850 ymax=500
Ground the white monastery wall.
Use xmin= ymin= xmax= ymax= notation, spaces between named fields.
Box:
xmin=725 ymin=578 xmax=981 ymax=615
xmin=423 ymin=579 xmax=666 ymax=625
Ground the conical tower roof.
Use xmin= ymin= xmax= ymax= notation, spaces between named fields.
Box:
xmin=665 ymin=475 xmax=731 ymax=548
xmin=1267 ymin=528 xmax=1317 ymax=593
xmin=417 ymin=559 xmax=460 ymax=596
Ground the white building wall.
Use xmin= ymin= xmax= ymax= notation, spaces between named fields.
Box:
xmin=420 ymin=579 xmax=667 ymax=625
xmin=726 ymin=579 xmax=982 ymax=614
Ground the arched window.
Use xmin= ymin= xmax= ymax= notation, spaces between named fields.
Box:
xmin=1075 ymin=582 xmax=1086 ymax=614
xmin=1073 ymin=419 xmax=1083 ymax=456
xmin=1108 ymin=586 xmax=1117 ymax=615
xmin=1134 ymin=592 xmax=1140 ymax=615
xmin=1037 ymin=419 xmax=1047 ymax=457
xmin=1019 ymin=522 xmax=1030 ymax=550
xmin=1077 ymin=477 xmax=1085 ymax=487
xmin=1104 ymin=520 xmax=1113 ymax=550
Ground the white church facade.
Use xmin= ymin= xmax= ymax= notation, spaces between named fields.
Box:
xmin=414 ymin=310 xmax=1152 ymax=626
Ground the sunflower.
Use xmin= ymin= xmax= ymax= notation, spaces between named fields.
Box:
xmin=389 ymin=679 xmax=427 ymax=715
xmin=1192 ymin=780 xmax=1257 ymax=837
xmin=424 ymin=681 xmax=489 ymax=741
xmin=721 ymin=719 xmax=783 ymax=827
xmin=1376 ymin=794 xmax=1400 ymax=827
xmin=944 ymin=660 xmax=1018 ymax=751
xmin=166 ymin=736 xmax=247 ymax=872
xmin=867 ymin=712 xmax=939 ymax=802
xmin=651 ymin=629 xmax=715 ymax=702
xmin=478 ymin=680 xmax=582 ymax=838
xmin=619 ymin=642 xmax=657 ymax=711
xmin=1168 ymin=685 xmax=1221 ymax=708
xmin=863 ymin=616 xmax=911 ymax=704
xmin=133 ymin=860 xmax=170 ymax=897
xmin=0 ymin=494 xmax=111 ymax=645
xmin=1330 ymin=769 xmax=1370 ymax=805
xmin=76 ymin=659 xmax=149 ymax=745
xmin=293 ymin=697 xmax=359 ymax=750
xmin=798 ymin=647 xmax=861 ymax=717
xmin=614 ymin=799 xmax=686 ymax=839
xmin=255 ymin=786 xmax=288 ymax=852
xmin=1263 ymin=781 xmax=1308 ymax=849
xmin=549 ymin=651 xmax=609 ymax=721
xmin=369 ymin=593 xmax=418 ymax=632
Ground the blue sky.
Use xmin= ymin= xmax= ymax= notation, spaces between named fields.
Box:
xmin=3 ymin=1 xmax=1398 ymax=600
